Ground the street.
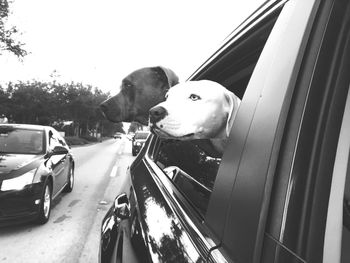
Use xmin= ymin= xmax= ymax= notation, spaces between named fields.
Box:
xmin=0 ymin=137 xmax=134 ymax=263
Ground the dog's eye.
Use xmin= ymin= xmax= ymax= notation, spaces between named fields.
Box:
xmin=189 ymin=94 xmax=201 ymax=101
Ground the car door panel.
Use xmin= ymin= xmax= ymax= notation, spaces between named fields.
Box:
xmin=48 ymin=129 xmax=68 ymax=195
xmin=143 ymin=157 xmax=215 ymax=262
xmin=206 ymin=0 xmax=320 ymax=262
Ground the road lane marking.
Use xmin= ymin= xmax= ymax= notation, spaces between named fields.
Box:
xmin=110 ymin=162 xmax=119 ymax=177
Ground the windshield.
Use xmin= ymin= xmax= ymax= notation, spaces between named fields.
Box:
xmin=0 ymin=127 xmax=45 ymax=154
xmin=135 ymin=132 xmax=149 ymax=140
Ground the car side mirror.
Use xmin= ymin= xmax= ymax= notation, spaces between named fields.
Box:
xmin=114 ymin=193 xmax=130 ymax=220
xmin=163 ymin=166 xmax=180 ymax=180
xmin=52 ymin=145 xmax=69 ymax=155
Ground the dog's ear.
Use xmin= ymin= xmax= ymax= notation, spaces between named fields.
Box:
xmin=224 ymin=90 xmax=241 ymax=137
xmin=158 ymin=66 xmax=179 ymax=89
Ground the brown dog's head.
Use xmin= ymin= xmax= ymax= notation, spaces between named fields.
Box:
xmin=100 ymin=66 xmax=178 ymax=125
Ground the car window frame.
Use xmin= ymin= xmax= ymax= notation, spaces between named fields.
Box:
xmin=151 ymin=138 xmax=221 ymax=217
xmin=144 ymin=0 xmax=288 ymax=258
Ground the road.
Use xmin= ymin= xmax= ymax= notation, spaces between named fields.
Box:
xmin=0 ymin=137 xmax=135 ymax=263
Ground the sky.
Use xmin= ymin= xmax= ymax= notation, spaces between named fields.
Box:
xmin=0 ymin=0 xmax=265 ymax=95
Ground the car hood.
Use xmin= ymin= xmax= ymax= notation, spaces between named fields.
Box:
xmin=0 ymin=153 xmax=40 ymax=175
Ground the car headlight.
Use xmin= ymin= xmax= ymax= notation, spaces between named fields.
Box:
xmin=1 ymin=169 xmax=36 ymax=191
xmin=136 ymin=142 xmax=141 ymax=146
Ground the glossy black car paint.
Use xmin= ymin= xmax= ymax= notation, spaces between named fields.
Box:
xmin=100 ymin=0 xmax=350 ymax=262
xmin=101 ymin=137 xmax=213 ymax=262
xmin=0 ymin=124 xmax=75 ymax=226
xmin=131 ymin=131 xmax=149 ymax=156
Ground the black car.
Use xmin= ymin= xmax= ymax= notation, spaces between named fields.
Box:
xmin=100 ymin=0 xmax=350 ymax=262
xmin=131 ymin=131 xmax=150 ymax=156
xmin=0 ymin=124 xmax=75 ymax=226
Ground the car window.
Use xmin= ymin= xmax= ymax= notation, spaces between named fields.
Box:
xmin=150 ymin=5 xmax=282 ymax=219
xmin=154 ymin=139 xmax=221 ymax=216
xmin=0 ymin=126 xmax=44 ymax=154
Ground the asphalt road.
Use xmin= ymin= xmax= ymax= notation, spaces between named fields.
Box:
xmin=0 ymin=137 xmax=135 ymax=263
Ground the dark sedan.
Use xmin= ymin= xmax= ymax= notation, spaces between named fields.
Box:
xmin=0 ymin=124 xmax=75 ymax=226
xmin=131 ymin=131 xmax=149 ymax=156
xmin=100 ymin=0 xmax=350 ymax=262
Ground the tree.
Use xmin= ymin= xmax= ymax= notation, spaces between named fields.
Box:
xmin=2 ymin=80 xmax=117 ymax=137
xmin=9 ymin=81 xmax=52 ymax=124
xmin=0 ymin=85 xmax=11 ymax=116
xmin=0 ymin=0 xmax=27 ymax=57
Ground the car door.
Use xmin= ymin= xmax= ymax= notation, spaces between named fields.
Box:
xmin=54 ymin=129 xmax=71 ymax=184
xmin=47 ymin=128 xmax=68 ymax=195
xmin=199 ymin=0 xmax=350 ymax=262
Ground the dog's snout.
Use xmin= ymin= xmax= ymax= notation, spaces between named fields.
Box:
xmin=149 ymin=106 xmax=168 ymax=124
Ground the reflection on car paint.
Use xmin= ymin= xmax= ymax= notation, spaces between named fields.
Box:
xmin=133 ymin=165 xmax=203 ymax=263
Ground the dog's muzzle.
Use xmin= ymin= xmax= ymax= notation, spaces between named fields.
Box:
xmin=149 ymin=106 xmax=168 ymax=124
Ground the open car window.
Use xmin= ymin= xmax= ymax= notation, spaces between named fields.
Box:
xmin=154 ymin=139 xmax=221 ymax=216
xmin=149 ymin=5 xmax=283 ymax=219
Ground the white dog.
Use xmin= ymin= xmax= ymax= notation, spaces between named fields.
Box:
xmin=149 ymin=80 xmax=240 ymax=153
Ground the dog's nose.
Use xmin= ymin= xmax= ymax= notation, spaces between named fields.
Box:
xmin=149 ymin=106 xmax=168 ymax=124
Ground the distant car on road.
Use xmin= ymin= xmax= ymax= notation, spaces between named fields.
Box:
xmin=113 ymin=132 xmax=123 ymax=139
xmin=131 ymin=131 xmax=149 ymax=156
xmin=0 ymin=124 xmax=75 ymax=226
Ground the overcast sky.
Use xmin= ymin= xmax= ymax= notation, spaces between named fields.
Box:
xmin=0 ymin=0 xmax=265 ymax=94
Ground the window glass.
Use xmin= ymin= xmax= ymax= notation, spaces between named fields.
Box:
xmin=0 ymin=127 xmax=44 ymax=154
xmin=154 ymin=139 xmax=221 ymax=216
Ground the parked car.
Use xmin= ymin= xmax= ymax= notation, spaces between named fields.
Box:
xmin=0 ymin=124 xmax=75 ymax=226
xmin=131 ymin=131 xmax=150 ymax=156
xmin=100 ymin=0 xmax=350 ymax=262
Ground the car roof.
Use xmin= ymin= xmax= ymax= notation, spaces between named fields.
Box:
xmin=0 ymin=123 xmax=50 ymax=131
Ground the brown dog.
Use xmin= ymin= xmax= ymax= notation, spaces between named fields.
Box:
xmin=100 ymin=66 xmax=179 ymax=125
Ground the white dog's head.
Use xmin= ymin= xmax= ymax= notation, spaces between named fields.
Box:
xmin=149 ymin=80 xmax=240 ymax=140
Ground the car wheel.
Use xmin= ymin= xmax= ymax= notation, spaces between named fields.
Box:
xmin=63 ymin=165 xmax=74 ymax=193
xmin=132 ymin=149 xmax=136 ymax=156
xmin=36 ymin=183 xmax=52 ymax=225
